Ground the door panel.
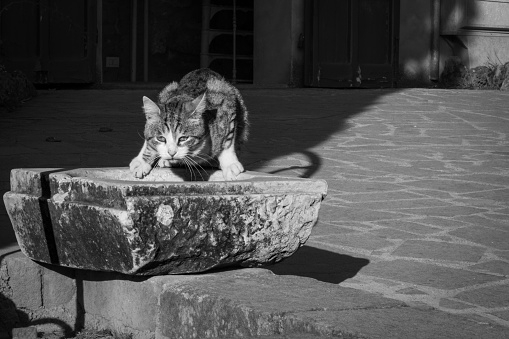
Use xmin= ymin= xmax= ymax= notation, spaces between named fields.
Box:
xmin=307 ymin=0 xmax=398 ymax=88
xmin=0 ymin=0 xmax=96 ymax=83
xmin=0 ymin=0 xmax=39 ymax=73
xmin=42 ymin=0 xmax=96 ymax=83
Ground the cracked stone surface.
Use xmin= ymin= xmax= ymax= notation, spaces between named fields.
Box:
xmin=4 ymin=168 xmax=326 ymax=275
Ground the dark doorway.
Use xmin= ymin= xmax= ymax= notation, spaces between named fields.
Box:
xmin=305 ymin=0 xmax=399 ymax=88
xmin=0 ymin=0 xmax=97 ymax=84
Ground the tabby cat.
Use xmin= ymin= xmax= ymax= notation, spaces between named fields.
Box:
xmin=129 ymin=68 xmax=249 ymax=180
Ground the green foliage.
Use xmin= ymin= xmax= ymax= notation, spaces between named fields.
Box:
xmin=0 ymin=65 xmax=37 ymax=112
xmin=440 ymin=57 xmax=509 ymax=90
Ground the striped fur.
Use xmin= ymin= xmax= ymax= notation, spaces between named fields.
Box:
xmin=129 ymin=68 xmax=249 ymax=180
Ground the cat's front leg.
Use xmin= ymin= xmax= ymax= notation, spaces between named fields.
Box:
xmin=129 ymin=141 xmax=153 ymax=178
xmin=218 ymin=144 xmax=244 ymax=181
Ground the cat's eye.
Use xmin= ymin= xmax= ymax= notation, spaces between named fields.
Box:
xmin=156 ymin=136 xmax=166 ymax=143
xmin=178 ymin=136 xmax=189 ymax=144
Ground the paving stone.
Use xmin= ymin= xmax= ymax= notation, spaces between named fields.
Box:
xmin=439 ymin=298 xmax=474 ymax=310
xmin=395 ymin=287 xmax=427 ymax=295
xmin=376 ymin=219 xmax=442 ymax=234
xmin=413 ymin=217 xmax=468 ymax=229
xmin=405 ymin=179 xmax=503 ymax=193
xmin=398 ymin=205 xmax=488 ymax=218
xmin=349 ymin=198 xmax=452 ymax=211
xmin=371 ymin=228 xmax=425 ymax=240
xmin=463 ymin=188 xmax=509 ymax=203
xmin=391 ymin=240 xmax=485 ymax=262
xmin=460 ymin=215 xmax=509 ymax=231
xmin=326 ymin=220 xmax=377 ymax=230
xmin=490 ymin=310 xmax=509 ymax=321
xmin=450 ymin=226 xmax=509 ymax=251
xmin=485 ymin=212 xmax=509 ymax=221
xmin=494 ymin=250 xmax=509 ymax=261
xmin=451 ymin=173 xmax=509 ymax=186
xmin=310 ymin=223 xmax=358 ymax=236
xmin=361 ymin=260 xmax=502 ymax=289
xmin=316 ymin=233 xmax=395 ymax=252
xmin=296 ymin=307 xmax=508 ymax=339
xmin=406 ymin=189 xmax=455 ymax=200
xmin=335 ymin=191 xmax=423 ymax=203
xmin=324 ymin=180 xmax=405 ymax=193
xmin=320 ymin=206 xmax=407 ymax=222
xmin=455 ymin=283 xmax=509 ymax=308
xmin=469 ymin=260 xmax=509 ymax=276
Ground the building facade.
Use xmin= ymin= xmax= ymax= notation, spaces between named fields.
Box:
xmin=1 ymin=0 xmax=508 ymax=87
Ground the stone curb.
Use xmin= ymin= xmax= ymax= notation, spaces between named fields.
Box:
xmin=2 ymin=252 xmax=509 ymax=339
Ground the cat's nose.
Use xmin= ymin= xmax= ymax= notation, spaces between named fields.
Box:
xmin=168 ymin=150 xmax=177 ymax=157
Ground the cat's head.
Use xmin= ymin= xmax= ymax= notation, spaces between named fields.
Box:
xmin=142 ymin=94 xmax=210 ymax=164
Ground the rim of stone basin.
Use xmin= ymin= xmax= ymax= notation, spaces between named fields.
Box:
xmin=64 ymin=167 xmax=281 ymax=182
xmin=48 ymin=167 xmax=328 ymax=197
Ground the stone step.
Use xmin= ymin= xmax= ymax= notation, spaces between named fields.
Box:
xmin=2 ymin=252 xmax=508 ymax=339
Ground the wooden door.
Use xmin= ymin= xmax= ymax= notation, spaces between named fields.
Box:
xmin=306 ymin=0 xmax=399 ymax=88
xmin=1 ymin=0 xmax=96 ymax=83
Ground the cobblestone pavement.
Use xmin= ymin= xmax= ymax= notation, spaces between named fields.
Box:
xmin=1 ymin=87 xmax=509 ymax=333
xmin=256 ymin=88 xmax=509 ymax=329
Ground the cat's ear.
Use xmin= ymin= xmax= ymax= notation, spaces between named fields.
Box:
xmin=142 ymin=96 xmax=161 ymax=121
xmin=186 ymin=93 xmax=207 ymax=115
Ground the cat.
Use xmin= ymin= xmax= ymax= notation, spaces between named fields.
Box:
xmin=129 ymin=68 xmax=249 ymax=181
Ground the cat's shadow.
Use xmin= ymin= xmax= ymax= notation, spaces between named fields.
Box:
xmin=267 ymin=245 xmax=370 ymax=284
xmin=241 ymin=89 xmax=401 ymax=178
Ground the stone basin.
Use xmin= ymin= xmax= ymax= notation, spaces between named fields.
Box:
xmin=3 ymin=167 xmax=327 ymax=275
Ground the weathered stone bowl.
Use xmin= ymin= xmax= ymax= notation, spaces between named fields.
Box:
xmin=4 ymin=167 xmax=327 ymax=275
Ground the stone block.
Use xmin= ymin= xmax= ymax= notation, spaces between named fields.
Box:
xmin=79 ymin=270 xmax=160 ymax=334
xmin=12 ymin=326 xmax=37 ymax=339
xmin=42 ymin=267 xmax=76 ymax=309
xmin=6 ymin=255 xmax=42 ymax=309
xmin=3 ymin=168 xmax=327 ymax=275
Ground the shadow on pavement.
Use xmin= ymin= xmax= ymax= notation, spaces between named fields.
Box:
xmin=267 ymin=245 xmax=370 ymax=284
xmin=243 ymin=88 xmax=401 ymax=178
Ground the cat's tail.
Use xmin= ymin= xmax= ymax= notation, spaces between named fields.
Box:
xmin=158 ymin=81 xmax=178 ymax=104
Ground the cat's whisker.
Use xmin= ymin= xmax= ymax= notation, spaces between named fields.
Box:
xmin=187 ymin=157 xmax=205 ymax=181
xmin=192 ymin=154 xmax=215 ymax=168
xmin=182 ymin=157 xmax=198 ymax=181
xmin=185 ymin=156 xmax=206 ymax=181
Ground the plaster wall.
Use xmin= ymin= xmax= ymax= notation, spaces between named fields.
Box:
xmin=399 ymin=0 xmax=509 ymax=86
xmin=398 ymin=1 xmax=433 ymax=86
xmin=253 ymin=0 xmax=304 ymax=86
xmin=440 ymin=0 xmax=509 ymax=69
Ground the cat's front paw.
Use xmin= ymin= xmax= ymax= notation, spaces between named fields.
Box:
xmin=221 ymin=161 xmax=244 ymax=181
xmin=129 ymin=157 xmax=152 ymax=178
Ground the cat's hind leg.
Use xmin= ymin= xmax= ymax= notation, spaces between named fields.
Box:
xmin=129 ymin=141 xmax=153 ymax=178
